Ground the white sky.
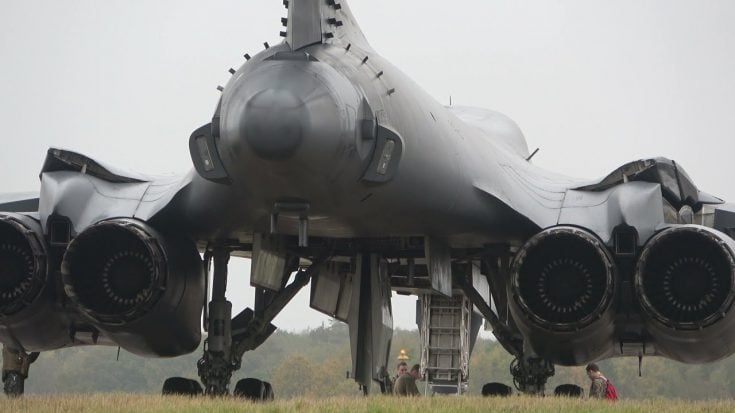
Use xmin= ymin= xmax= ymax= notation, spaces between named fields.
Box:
xmin=1 ymin=0 xmax=734 ymax=332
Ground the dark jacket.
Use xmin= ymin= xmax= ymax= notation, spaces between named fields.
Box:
xmin=589 ymin=376 xmax=607 ymax=398
xmin=394 ymin=373 xmax=419 ymax=396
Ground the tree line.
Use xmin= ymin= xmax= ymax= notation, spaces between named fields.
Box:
xmin=17 ymin=322 xmax=735 ymax=399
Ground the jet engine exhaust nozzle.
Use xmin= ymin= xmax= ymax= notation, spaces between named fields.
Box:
xmin=635 ymin=225 xmax=735 ymax=329
xmin=511 ymin=226 xmax=616 ymax=332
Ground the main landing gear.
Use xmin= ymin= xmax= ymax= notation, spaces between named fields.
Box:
xmin=1 ymin=346 xmax=39 ymax=398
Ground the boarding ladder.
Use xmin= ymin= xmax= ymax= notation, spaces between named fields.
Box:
xmin=419 ymin=293 xmax=471 ymax=394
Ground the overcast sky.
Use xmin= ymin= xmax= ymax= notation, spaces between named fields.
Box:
xmin=1 ymin=0 xmax=734 ymax=332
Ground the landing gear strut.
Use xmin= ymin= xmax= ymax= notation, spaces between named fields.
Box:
xmin=194 ymin=247 xmax=321 ymax=397
xmin=510 ymin=356 xmax=555 ymax=395
xmin=2 ymin=346 xmax=39 ymax=397
xmin=197 ymin=249 xmax=236 ymax=395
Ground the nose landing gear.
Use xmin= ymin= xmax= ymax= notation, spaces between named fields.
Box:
xmin=169 ymin=245 xmax=321 ymax=399
xmin=510 ymin=356 xmax=555 ymax=395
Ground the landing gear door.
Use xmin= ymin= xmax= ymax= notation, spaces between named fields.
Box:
xmin=347 ymin=254 xmax=394 ymax=394
xmin=250 ymin=234 xmax=288 ymax=291
xmin=309 ymin=261 xmax=353 ymax=322
xmin=425 ymin=237 xmax=452 ymax=297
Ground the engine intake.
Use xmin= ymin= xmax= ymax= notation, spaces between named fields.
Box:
xmin=509 ymin=226 xmax=617 ymax=365
xmin=62 ymin=219 xmax=204 ymax=356
xmin=0 ymin=214 xmax=46 ymax=317
xmin=634 ymin=225 xmax=735 ymax=363
xmin=512 ymin=226 xmax=616 ymax=331
xmin=635 ymin=225 xmax=735 ymax=330
xmin=62 ymin=220 xmax=166 ymax=323
xmin=0 ymin=213 xmax=74 ymax=351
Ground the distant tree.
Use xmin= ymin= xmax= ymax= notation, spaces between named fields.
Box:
xmin=271 ymin=354 xmax=317 ymax=398
xmin=17 ymin=325 xmax=735 ymax=399
xmin=312 ymin=355 xmax=361 ymax=397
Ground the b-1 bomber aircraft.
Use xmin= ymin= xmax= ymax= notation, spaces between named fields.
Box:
xmin=2 ymin=0 xmax=735 ymax=398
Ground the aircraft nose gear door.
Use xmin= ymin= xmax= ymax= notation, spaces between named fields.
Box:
xmin=348 ymin=254 xmax=394 ymax=394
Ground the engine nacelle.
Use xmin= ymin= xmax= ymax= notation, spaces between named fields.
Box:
xmin=0 ymin=213 xmax=72 ymax=351
xmin=509 ymin=226 xmax=617 ymax=365
xmin=61 ymin=219 xmax=204 ymax=357
xmin=635 ymin=225 xmax=735 ymax=363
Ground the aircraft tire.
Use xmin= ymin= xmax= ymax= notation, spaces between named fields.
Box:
xmin=481 ymin=382 xmax=513 ymax=397
xmin=262 ymin=381 xmax=275 ymax=400
xmin=554 ymin=383 xmax=584 ymax=397
xmin=2 ymin=372 xmax=24 ymax=397
xmin=234 ymin=378 xmax=272 ymax=401
xmin=161 ymin=377 xmax=203 ymax=396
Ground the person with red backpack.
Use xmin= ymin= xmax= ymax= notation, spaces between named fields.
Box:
xmin=585 ymin=363 xmax=618 ymax=400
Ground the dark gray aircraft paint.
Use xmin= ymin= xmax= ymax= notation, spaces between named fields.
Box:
xmin=2 ymin=0 xmax=735 ymax=396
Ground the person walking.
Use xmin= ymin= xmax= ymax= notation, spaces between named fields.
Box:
xmin=585 ymin=363 xmax=617 ymax=400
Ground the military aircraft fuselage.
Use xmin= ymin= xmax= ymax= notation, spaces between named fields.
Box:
xmin=3 ymin=1 xmax=735 ymax=396
xmin=183 ymin=40 xmax=540 ymax=247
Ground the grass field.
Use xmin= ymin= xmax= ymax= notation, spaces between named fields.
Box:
xmin=2 ymin=394 xmax=733 ymax=413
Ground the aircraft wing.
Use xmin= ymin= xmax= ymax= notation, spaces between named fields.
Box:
xmin=36 ymin=148 xmax=193 ymax=236
xmin=0 ymin=148 xmax=205 ymax=357
xmin=0 ymin=192 xmax=39 ymax=213
xmin=476 ymin=151 xmax=725 ymax=246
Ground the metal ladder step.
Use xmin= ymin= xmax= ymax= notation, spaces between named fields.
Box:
xmin=419 ymin=293 xmax=471 ymax=389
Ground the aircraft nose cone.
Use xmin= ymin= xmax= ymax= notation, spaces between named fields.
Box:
xmin=224 ymin=62 xmax=348 ymax=165
xmin=219 ymin=59 xmax=365 ymax=196
xmin=242 ymin=88 xmax=308 ymax=160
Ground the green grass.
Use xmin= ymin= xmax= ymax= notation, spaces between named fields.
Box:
xmin=2 ymin=394 xmax=734 ymax=413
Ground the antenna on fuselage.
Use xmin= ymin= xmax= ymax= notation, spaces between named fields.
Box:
xmin=449 ymin=95 xmax=453 ymax=106
xmin=526 ymin=148 xmax=540 ymax=162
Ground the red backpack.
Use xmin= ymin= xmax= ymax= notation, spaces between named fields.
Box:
xmin=604 ymin=379 xmax=618 ymax=400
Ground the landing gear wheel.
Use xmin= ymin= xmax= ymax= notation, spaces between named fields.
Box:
xmin=554 ymin=384 xmax=583 ymax=397
xmin=233 ymin=378 xmax=273 ymax=401
xmin=481 ymin=382 xmax=513 ymax=397
xmin=263 ymin=381 xmax=275 ymax=400
xmin=162 ymin=377 xmax=203 ymax=396
xmin=2 ymin=372 xmax=23 ymax=398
